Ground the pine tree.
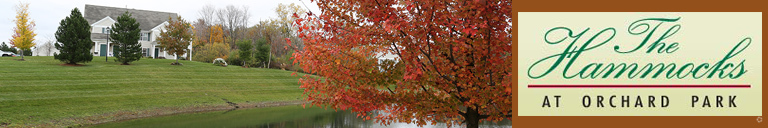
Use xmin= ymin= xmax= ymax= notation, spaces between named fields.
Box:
xmin=254 ymin=39 xmax=269 ymax=67
xmin=110 ymin=12 xmax=142 ymax=65
xmin=235 ymin=40 xmax=252 ymax=67
xmin=0 ymin=43 xmax=17 ymax=54
xmin=54 ymin=8 xmax=94 ymax=65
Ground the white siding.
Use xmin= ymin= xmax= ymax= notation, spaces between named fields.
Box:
xmin=91 ymin=17 xmax=115 ymax=34
xmin=87 ymin=17 xmax=190 ymax=60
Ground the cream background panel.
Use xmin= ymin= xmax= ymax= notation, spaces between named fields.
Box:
xmin=518 ymin=12 xmax=762 ymax=116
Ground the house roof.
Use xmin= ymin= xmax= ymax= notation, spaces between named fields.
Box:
xmin=84 ymin=4 xmax=177 ymax=30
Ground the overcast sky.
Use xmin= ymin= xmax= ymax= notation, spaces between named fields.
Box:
xmin=0 ymin=0 xmax=320 ymax=47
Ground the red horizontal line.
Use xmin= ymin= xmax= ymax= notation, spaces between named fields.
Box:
xmin=528 ymin=84 xmax=751 ymax=88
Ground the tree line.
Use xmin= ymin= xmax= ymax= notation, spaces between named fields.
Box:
xmin=191 ymin=3 xmax=305 ymax=70
xmin=9 ymin=2 xmax=304 ymax=69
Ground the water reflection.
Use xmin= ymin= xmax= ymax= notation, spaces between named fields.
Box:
xmin=90 ymin=105 xmax=510 ymax=128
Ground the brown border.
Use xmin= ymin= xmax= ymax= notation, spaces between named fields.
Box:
xmin=512 ymin=0 xmax=766 ymax=127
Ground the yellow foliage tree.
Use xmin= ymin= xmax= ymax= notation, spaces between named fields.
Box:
xmin=209 ymin=25 xmax=224 ymax=44
xmin=192 ymin=42 xmax=229 ymax=62
xmin=9 ymin=2 xmax=36 ymax=60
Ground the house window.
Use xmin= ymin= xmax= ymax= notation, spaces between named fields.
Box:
xmin=140 ymin=32 xmax=151 ymax=41
xmin=140 ymin=32 xmax=148 ymax=41
xmin=142 ymin=48 xmax=148 ymax=56
xmin=102 ymin=27 xmax=111 ymax=34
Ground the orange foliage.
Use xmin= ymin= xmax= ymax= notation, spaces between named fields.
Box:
xmin=293 ymin=0 xmax=513 ymax=128
xmin=209 ymin=25 xmax=224 ymax=44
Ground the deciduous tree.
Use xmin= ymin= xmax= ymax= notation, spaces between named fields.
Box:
xmin=36 ymin=40 xmax=54 ymax=56
xmin=110 ymin=12 xmax=142 ymax=65
xmin=9 ymin=2 xmax=36 ymax=60
xmin=192 ymin=4 xmax=217 ymax=47
xmin=55 ymin=8 xmax=94 ymax=65
xmin=192 ymin=18 xmax=209 ymax=47
xmin=198 ymin=4 xmax=218 ymax=25
xmin=216 ymin=5 xmax=250 ymax=45
xmin=274 ymin=3 xmax=305 ymax=36
xmin=209 ymin=25 xmax=225 ymax=44
xmin=293 ymin=0 xmax=513 ymax=128
xmin=157 ymin=16 xmax=193 ymax=65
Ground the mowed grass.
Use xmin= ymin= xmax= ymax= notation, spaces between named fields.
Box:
xmin=0 ymin=56 xmax=305 ymax=127
xmin=91 ymin=105 xmax=337 ymax=128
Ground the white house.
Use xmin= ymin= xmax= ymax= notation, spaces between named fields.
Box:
xmin=84 ymin=4 xmax=191 ymax=59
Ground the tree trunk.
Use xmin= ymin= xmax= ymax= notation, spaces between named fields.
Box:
xmin=20 ymin=50 xmax=24 ymax=60
xmin=465 ymin=107 xmax=480 ymax=128
xmin=267 ymin=52 xmax=271 ymax=69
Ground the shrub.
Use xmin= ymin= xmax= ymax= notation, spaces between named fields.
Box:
xmin=273 ymin=51 xmax=292 ymax=70
xmin=273 ymin=52 xmax=304 ymax=73
xmin=226 ymin=50 xmax=241 ymax=66
xmin=192 ymin=43 xmax=230 ymax=63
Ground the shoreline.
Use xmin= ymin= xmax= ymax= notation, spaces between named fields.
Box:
xmin=29 ymin=100 xmax=307 ymax=127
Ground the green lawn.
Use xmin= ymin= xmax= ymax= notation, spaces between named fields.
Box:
xmin=0 ymin=56 xmax=305 ymax=127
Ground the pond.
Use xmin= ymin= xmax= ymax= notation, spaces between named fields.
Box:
xmin=89 ymin=105 xmax=511 ymax=128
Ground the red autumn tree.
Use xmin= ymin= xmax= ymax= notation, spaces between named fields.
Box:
xmin=292 ymin=0 xmax=513 ymax=128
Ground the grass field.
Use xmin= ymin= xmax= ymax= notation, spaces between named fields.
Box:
xmin=0 ymin=56 xmax=305 ymax=127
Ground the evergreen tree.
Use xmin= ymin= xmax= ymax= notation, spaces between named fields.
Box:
xmin=21 ymin=49 xmax=31 ymax=56
xmin=254 ymin=39 xmax=270 ymax=68
xmin=0 ymin=42 xmax=18 ymax=54
xmin=236 ymin=40 xmax=252 ymax=67
xmin=110 ymin=12 xmax=142 ymax=65
xmin=237 ymin=40 xmax=253 ymax=67
xmin=54 ymin=8 xmax=93 ymax=65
